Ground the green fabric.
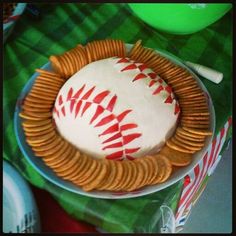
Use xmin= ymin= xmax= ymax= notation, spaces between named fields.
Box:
xmin=3 ymin=3 xmax=232 ymax=233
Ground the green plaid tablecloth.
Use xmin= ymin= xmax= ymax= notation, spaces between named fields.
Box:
xmin=3 ymin=3 xmax=232 ymax=233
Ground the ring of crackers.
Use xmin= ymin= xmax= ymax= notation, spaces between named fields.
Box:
xmin=19 ymin=39 xmax=212 ymax=192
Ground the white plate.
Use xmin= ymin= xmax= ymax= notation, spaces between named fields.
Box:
xmin=3 ymin=161 xmax=40 ymax=233
xmin=14 ymin=45 xmax=215 ymax=199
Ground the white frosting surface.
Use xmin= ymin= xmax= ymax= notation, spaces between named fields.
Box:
xmin=53 ymin=57 xmax=179 ymax=160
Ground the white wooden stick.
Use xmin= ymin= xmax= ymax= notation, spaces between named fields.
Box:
xmin=185 ymin=61 xmax=223 ymax=84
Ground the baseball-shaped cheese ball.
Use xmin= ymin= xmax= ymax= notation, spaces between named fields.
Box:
xmin=53 ymin=57 xmax=180 ymax=160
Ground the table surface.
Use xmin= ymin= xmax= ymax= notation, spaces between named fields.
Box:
xmin=3 ymin=3 xmax=232 ymax=233
xmin=181 ymin=141 xmax=232 ymax=233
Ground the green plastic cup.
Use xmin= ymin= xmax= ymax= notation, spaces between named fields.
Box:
xmin=128 ymin=3 xmax=232 ymax=35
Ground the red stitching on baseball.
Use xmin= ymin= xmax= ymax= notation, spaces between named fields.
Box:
xmin=149 ymin=80 xmax=157 ymax=87
xmin=99 ymin=123 xmax=119 ymax=136
xmin=102 ymin=141 xmax=123 ymax=150
xmin=102 ymin=132 xmax=122 ymax=144
xmin=106 ymin=151 xmax=124 ymax=160
xmin=72 ymin=84 xmax=85 ymax=99
xmin=75 ymin=100 xmax=83 ymax=118
xmin=81 ymin=86 xmax=95 ymax=100
xmin=153 ymin=85 xmax=164 ymax=95
xmin=138 ymin=64 xmax=148 ymax=72
xmin=123 ymin=133 xmax=142 ymax=145
xmin=93 ymin=90 xmax=110 ymax=104
xmin=94 ymin=114 xmax=116 ymax=127
xmin=61 ymin=106 xmax=65 ymax=116
xmin=67 ymin=87 xmax=73 ymax=101
xmin=116 ymin=58 xmax=130 ymax=63
xmin=175 ymin=103 xmax=180 ymax=115
xmin=59 ymin=95 xmax=63 ymax=105
xmin=125 ymin=147 xmax=141 ymax=154
xmin=116 ymin=110 xmax=132 ymax=122
xmin=132 ymin=73 xmax=147 ymax=82
xmin=147 ymin=72 xmax=157 ymax=79
xmin=106 ymin=95 xmax=117 ymax=112
xmin=164 ymin=95 xmax=173 ymax=104
xmin=121 ymin=64 xmax=137 ymax=72
xmin=120 ymin=123 xmax=138 ymax=131
xmin=81 ymin=101 xmax=92 ymax=117
xmin=90 ymin=105 xmax=105 ymax=125
xmin=126 ymin=155 xmax=135 ymax=160
xmin=165 ymin=85 xmax=172 ymax=93
xmin=70 ymin=99 xmax=76 ymax=113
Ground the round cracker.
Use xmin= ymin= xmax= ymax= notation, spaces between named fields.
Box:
xmin=171 ymin=137 xmax=201 ymax=151
xmin=145 ymin=156 xmax=159 ymax=186
xmin=22 ymin=119 xmax=52 ymax=128
xmin=175 ymin=131 xmax=205 ymax=142
xmin=98 ymin=160 xmax=117 ymax=190
xmin=35 ymin=68 xmax=62 ymax=78
xmin=79 ymin=160 xmax=102 ymax=187
xmin=77 ymin=160 xmax=102 ymax=186
xmin=159 ymin=145 xmax=192 ymax=167
xmin=125 ymin=160 xmax=138 ymax=191
xmin=24 ymin=126 xmax=54 ymax=138
xmin=33 ymin=138 xmax=65 ymax=157
xmin=182 ymin=126 xmax=213 ymax=136
xmin=82 ymin=159 xmax=109 ymax=191
xmin=71 ymin=154 xmax=94 ymax=183
xmin=150 ymin=157 xmax=165 ymax=185
xmin=28 ymin=91 xmax=57 ymax=101
xmin=106 ymin=160 xmax=124 ymax=190
xmin=136 ymin=158 xmax=149 ymax=188
xmin=43 ymin=141 xmax=69 ymax=162
xmin=22 ymin=104 xmax=51 ymax=113
xmin=74 ymin=158 xmax=98 ymax=185
xmin=127 ymin=160 xmax=145 ymax=191
xmin=19 ymin=112 xmax=49 ymax=121
xmin=113 ymin=160 xmax=128 ymax=191
xmin=31 ymin=84 xmax=60 ymax=94
xmin=47 ymin=144 xmax=74 ymax=168
xmin=166 ymin=139 xmax=195 ymax=154
xmin=49 ymin=55 xmax=64 ymax=76
xmin=96 ymin=160 xmax=112 ymax=189
xmin=176 ymin=127 xmax=206 ymax=139
xmin=70 ymin=153 xmax=90 ymax=181
xmin=25 ymin=94 xmax=54 ymax=104
xmin=129 ymin=39 xmax=142 ymax=58
xmin=23 ymin=99 xmax=53 ymax=109
xmin=118 ymin=160 xmax=133 ymax=191
xmin=174 ymin=134 xmax=205 ymax=148
xmin=32 ymin=136 xmax=62 ymax=152
xmin=33 ymin=80 xmax=61 ymax=90
xmin=26 ymin=130 xmax=56 ymax=145
xmin=143 ymin=156 xmax=156 ymax=186
xmin=156 ymin=155 xmax=172 ymax=183
xmin=56 ymin=149 xmax=81 ymax=175
xmin=23 ymin=122 xmax=54 ymax=132
xmin=23 ymin=110 xmax=52 ymax=118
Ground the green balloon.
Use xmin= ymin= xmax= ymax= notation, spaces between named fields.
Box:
xmin=128 ymin=3 xmax=232 ymax=35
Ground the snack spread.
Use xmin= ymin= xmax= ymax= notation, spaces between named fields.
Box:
xmin=53 ymin=57 xmax=179 ymax=160
xmin=19 ymin=39 xmax=212 ymax=192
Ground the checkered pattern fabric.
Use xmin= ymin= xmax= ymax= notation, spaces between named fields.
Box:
xmin=3 ymin=3 xmax=232 ymax=233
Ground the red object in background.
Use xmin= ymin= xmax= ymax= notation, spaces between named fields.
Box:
xmin=31 ymin=186 xmax=98 ymax=233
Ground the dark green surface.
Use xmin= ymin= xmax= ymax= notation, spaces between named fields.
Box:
xmin=3 ymin=3 xmax=232 ymax=233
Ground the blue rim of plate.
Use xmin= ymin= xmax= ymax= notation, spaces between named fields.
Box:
xmin=14 ymin=46 xmax=215 ymax=199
